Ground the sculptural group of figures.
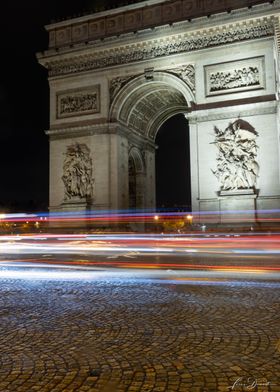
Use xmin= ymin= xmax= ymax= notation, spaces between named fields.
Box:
xmin=62 ymin=143 xmax=93 ymax=200
xmin=209 ymin=66 xmax=260 ymax=92
xmin=212 ymin=120 xmax=259 ymax=191
xmin=60 ymin=93 xmax=97 ymax=114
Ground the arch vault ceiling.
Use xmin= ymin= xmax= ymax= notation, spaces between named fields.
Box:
xmin=119 ymin=83 xmax=188 ymax=139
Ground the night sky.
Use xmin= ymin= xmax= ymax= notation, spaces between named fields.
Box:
xmin=0 ymin=0 xmax=190 ymax=212
xmin=0 ymin=1 xmax=124 ymax=211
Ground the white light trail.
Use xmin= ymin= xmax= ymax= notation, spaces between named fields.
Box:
xmin=0 ymin=268 xmax=96 ymax=280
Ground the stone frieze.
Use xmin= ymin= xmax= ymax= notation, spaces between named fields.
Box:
xmin=46 ymin=21 xmax=273 ymax=77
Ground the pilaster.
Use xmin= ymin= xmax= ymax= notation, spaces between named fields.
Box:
xmin=273 ymin=15 xmax=280 ymax=183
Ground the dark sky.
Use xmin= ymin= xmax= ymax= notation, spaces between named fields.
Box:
xmin=0 ymin=0 xmax=189 ymax=211
xmin=0 ymin=0 xmax=127 ymax=211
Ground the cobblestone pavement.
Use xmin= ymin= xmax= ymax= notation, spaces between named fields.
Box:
xmin=0 ymin=272 xmax=279 ymax=392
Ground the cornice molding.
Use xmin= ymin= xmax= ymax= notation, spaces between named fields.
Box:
xmin=39 ymin=17 xmax=274 ymax=77
xmin=45 ymin=121 xmax=155 ymax=149
xmin=45 ymin=0 xmax=164 ymax=30
xmin=46 ymin=122 xmax=117 ymax=138
xmin=44 ymin=0 xmax=277 ymax=50
xmin=187 ymin=101 xmax=277 ymax=123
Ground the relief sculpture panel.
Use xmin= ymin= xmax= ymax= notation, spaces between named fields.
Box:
xmin=212 ymin=119 xmax=259 ymax=192
xmin=205 ymin=57 xmax=265 ymax=96
xmin=168 ymin=64 xmax=195 ymax=92
xmin=62 ymin=143 xmax=94 ymax=200
xmin=109 ymin=76 xmax=133 ymax=102
xmin=57 ymin=86 xmax=100 ymax=119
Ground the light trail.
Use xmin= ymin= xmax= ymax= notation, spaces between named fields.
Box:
xmin=0 ymin=233 xmax=279 ymax=255
xmin=0 ymin=261 xmax=279 ymax=283
xmin=0 ymin=207 xmax=280 ymax=226
xmin=0 ymin=233 xmax=278 ymax=276
xmin=0 ymin=255 xmax=279 ymax=274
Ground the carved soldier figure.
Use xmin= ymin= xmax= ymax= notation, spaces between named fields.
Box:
xmin=62 ymin=143 xmax=94 ymax=200
xmin=212 ymin=119 xmax=259 ymax=191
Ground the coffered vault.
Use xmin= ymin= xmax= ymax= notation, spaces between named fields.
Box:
xmin=38 ymin=0 xmax=280 ymax=223
xmin=110 ymin=72 xmax=193 ymax=140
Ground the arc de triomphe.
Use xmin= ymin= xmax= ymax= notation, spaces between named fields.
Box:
xmin=38 ymin=0 xmax=280 ymax=222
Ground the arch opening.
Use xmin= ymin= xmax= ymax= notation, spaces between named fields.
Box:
xmin=110 ymin=71 xmax=194 ymax=140
xmin=111 ymin=72 xmax=194 ymax=212
xmin=155 ymin=113 xmax=191 ymax=211
xmin=128 ymin=147 xmax=145 ymax=210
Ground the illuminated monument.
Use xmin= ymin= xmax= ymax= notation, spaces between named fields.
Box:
xmin=38 ymin=0 xmax=280 ymax=222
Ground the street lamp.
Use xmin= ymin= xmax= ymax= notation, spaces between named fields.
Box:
xmin=186 ymin=214 xmax=193 ymax=223
xmin=153 ymin=215 xmax=160 ymax=233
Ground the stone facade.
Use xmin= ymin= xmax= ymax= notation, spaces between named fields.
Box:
xmin=38 ymin=0 xmax=280 ymax=222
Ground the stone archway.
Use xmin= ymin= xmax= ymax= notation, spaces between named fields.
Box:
xmin=110 ymin=71 xmax=194 ymax=211
xmin=110 ymin=71 xmax=194 ymax=138
xmin=128 ymin=146 xmax=145 ymax=210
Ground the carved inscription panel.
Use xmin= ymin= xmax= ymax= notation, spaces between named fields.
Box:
xmin=205 ymin=57 xmax=265 ymax=96
xmin=57 ymin=86 xmax=100 ymax=119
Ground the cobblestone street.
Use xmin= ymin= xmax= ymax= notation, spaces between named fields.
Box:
xmin=0 ymin=272 xmax=279 ymax=392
